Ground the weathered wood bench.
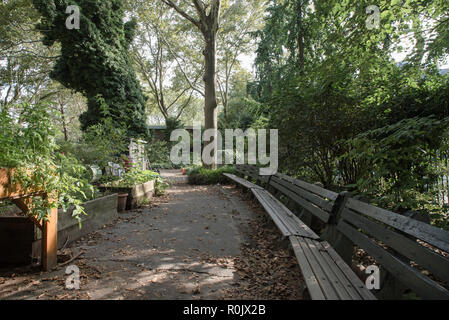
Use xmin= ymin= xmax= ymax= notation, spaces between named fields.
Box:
xmin=333 ymin=196 xmax=449 ymax=300
xmin=267 ymin=173 xmax=339 ymax=232
xmin=224 ymin=165 xmax=376 ymax=300
xmin=224 ymin=165 xmax=449 ymax=299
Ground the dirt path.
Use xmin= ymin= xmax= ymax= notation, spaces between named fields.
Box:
xmin=0 ymin=171 xmax=302 ymax=300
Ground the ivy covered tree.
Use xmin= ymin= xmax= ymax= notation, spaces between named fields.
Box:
xmin=32 ymin=0 xmax=149 ymax=138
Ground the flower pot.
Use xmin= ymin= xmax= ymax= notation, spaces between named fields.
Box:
xmin=117 ymin=193 xmax=129 ymax=212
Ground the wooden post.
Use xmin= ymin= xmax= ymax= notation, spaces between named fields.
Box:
xmin=42 ymin=194 xmax=58 ymax=271
xmin=322 ymin=191 xmax=354 ymax=265
xmin=42 ymin=207 xmax=58 ymax=270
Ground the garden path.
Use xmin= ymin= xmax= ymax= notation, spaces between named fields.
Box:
xmin=0 ymin=170 xmax=302 ymax=300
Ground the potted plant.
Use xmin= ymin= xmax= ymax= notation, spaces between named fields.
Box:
xmin=117 ymin=193 xmax=129 ymax=212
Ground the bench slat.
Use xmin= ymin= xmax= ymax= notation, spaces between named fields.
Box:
xmin=342 ymin=208 xmax=449 ymax=283
xmin=269 ymin=179 xmax=330 ymax=223
xmin=252 ymin=189 xmax=320 ymax=239
xmin=293 ymin=237 xmax=340 ymax=299
xmin=290 ymin=236 xmax=326 ymax=300
xmin=276 ymin=173 xmax=338 ymax=201
xmin=252 ymin=189 xmax=294 ymax=236
xmin=321 ymin=241 xmax=377 ymax=300
xmin=223 ymin=173 xmax=263 ymax=190
xmin=303 ymin=238 xmax=354 ymax=300
xmin=346 ymin=198 xmax=449 ymax=253
xmin=271 ymin=175 xmax=333 ymax=212
xmin=337 ymin=220 xmax=449 ymax=300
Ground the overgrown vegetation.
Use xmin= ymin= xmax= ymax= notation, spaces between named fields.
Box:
xmin=0 ymin=103 xmax=95 ymax=222
xmin=101 ymin=167 xmax=169 ymax=195
xmin=243 ymin=0 xmax=449 ymax=227
xmin=187 ymin=166 xmax=235 ymax=185
xmin=32 ymin=0 xmax=149 ymax=138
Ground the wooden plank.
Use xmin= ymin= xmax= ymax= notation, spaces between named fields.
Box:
xmin=321 ymin=241 xmax=377 ymax=300
xmin=270 ymin=180 xmax=330 ymax=223
xmin=289 ymin=236 xmax=326 ymax=300
xmin=271 ymin=175 xmax=333 ymax=212
xmin=276 ymin=173 xmax=338 ymax=201
xmin=313 ymin=240 xmax=364 ymax=300
xmin=342 ymin=208 xmax=449 ymax=282
xmin=223 ymin=173 xmax=263 ymax=190
xmin=252 ymin=189 xmax=292 ymax=236
xmin=255 ymin=189 xmax=320 ymax=239
xmin=252 ymin=189 xmax=319 ymax=239
xmin=337 ymin=221 xmax=449 ymax=300
xmin=42 ymin=205 xmax=58 ymax=271
xmin=304 ymin=238 xmax=353 ymax=300
xmin=297 ymin=237 xmax=340 ymax=299
xmin=346 ymin=198 xmax=449 ymax=253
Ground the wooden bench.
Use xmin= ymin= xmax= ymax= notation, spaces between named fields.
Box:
xmin=267 ymin=173 xmax=339 ymax=230
xmin=334 ymin=197 xmax=449 ymax=300
xmin=223 ymin=166 xmax=376 ymax=300
xmin=290 ymin=236 xmax=376 ymax=300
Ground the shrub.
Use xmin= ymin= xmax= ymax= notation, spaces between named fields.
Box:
xmin=101 ymin=167 xmax=169 ymax=195
xmin=187 ymin=166 xmax=235 ymax=185
xmin=0 ymin=103 xmax=95 ymax=223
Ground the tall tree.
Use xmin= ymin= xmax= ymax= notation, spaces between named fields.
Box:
xmin=216 ymin=0 xmax=264 ymax=121
xmin=127 ymin=1 xmax=204 ymax=122
xmin=0 ymin=0 xmax=58 ymax=109
xmin=162 ymin=0 xmax=222 ymax=168
xmin=32 ymin=0 xmax=149 ymax=138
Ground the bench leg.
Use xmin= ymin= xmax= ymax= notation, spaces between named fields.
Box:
xmin=42 ymin=206 xmax=58 ymax=271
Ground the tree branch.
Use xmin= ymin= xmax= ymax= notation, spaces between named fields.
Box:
xmin=161 ymin=0 xmax=201 ymax=29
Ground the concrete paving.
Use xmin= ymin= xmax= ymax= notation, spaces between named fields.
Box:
xmin=0 ymin=171 xmax=255 ymax=300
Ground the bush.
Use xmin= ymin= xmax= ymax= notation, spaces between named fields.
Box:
xmin=101 ymin=167 xmax=169 ymax=195
xmin=187 ymin=166 xmax=235 ymax=185
xmin=0 ymin=102 xmax=95 ymax=223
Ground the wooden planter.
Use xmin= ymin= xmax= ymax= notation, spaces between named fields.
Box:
xmin=0 ymin=168 xmax=58 ymax=271
xmin=99 ymin=180 xmax=155 ymax=210
xmin=32 ymin=194 xmax=118 ymax=257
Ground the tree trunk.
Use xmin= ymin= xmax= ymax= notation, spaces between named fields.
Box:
xmin=59 ymin=102 xmax=69 ymax=142
xmin=297 ymin=0 xmax=305 ymax=73
xmin=203 ymin=32 xmax=218 ymax=169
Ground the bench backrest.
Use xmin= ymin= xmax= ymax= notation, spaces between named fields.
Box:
xmin=268 ymin=173 xmax=339 ymax=224
xmin=337 ymin=197 xmax=449 ymax=299
xmin=235 ymin=165 xmax=271 ymax=184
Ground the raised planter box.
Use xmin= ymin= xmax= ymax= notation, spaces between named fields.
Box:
xmin=0 ymin=217 xmax=35 ymax=267
xmin=0 ymin=168 xmax=58 ymax=270
xmin=32 ymin=193 xmax=118 ymax=256
xmin=99 ymin=180 xmax=155 ymax=210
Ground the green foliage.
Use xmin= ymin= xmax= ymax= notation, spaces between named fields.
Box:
xmin=219 ymin=97 xmax=267 ymax=130
xmin=101 ymin=167 xmax=169 ymax=195
xmin=145 ymin=140 xmax=171 ymax=168
xmin=187 ymin=166 xmax=236 ymax=185
xmin=164 ymin=117 xmax=184 ymax=143
xmin=0 ymin=102 xmax=95 ymax=223
xmin=251 ymin=0 xmax=449 ymax=226
xmin=32 ymin=0 xmax=149 ymax=138
xmin=343 ymin=116 xmax=449 ymax=212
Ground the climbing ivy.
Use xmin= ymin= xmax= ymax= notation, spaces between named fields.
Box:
xmin=32 ymin=0 xmax=149 ymax=138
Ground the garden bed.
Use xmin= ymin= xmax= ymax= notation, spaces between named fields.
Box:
xmin=99 ymin=180 xmax=155 ymax=210
xmin=32 ymin=193 xmax=118 ymax=256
